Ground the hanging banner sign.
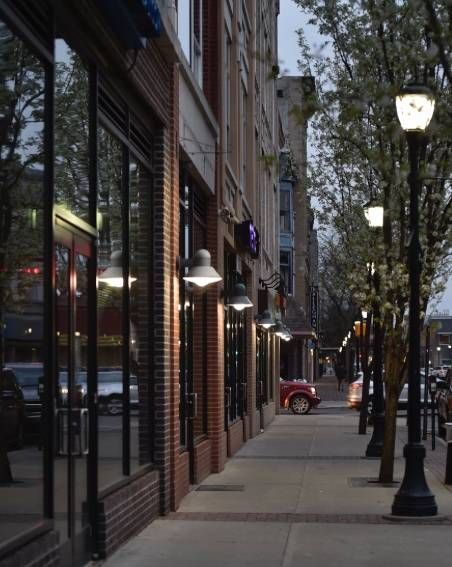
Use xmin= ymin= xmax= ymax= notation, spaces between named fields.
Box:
xmin=310 ymin=287 xmax=319 ymax=333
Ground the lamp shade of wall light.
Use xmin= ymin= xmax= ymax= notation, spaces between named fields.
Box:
xmin=227 ymin=282 xmax=253 ymax=311
xmin=256 ymin=309 xmax=275 ymax=329
xmin=182 ymin=249 xmax=222 ymax=287
xmin=98 ymin=250 xmax=137 ymax=288
xmin=273 ymin=320 xmax=286 ymax=338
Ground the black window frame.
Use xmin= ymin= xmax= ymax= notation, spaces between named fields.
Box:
xmin=97 ymin=79 xmax=154 ymax=479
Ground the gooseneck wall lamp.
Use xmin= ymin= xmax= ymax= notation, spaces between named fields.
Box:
xmin=255 ymin=309 xmax=275 ymax=329
xmin=98 ymin=250 xmax=137 ymax=288
xmin=227 ymin=282 xmax=253 ymax=311
xmin=272 ymin=320 xmax=292 ymax=341
xmin=392 ymin=83 xmax=437 ymax=517
xmin=181 ymin=249 xmax=222 ymax=288
xmin=273 ymin=320 xmax=286 ymax=338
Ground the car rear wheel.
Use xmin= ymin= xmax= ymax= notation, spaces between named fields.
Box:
xmin=290 ymin=395 xmax=311 ymax=415
xmin=106 ymin=396 xmax=123 ymax=416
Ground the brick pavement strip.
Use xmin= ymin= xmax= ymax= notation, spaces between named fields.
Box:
xmin=162 ymin=511 xmax=452 ymax=525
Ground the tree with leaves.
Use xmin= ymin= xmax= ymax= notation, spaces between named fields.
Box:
xmin=0 ymin=21 xmax=45 ymax=482
xmin=294 ymin=0 xmax=452 ymax=482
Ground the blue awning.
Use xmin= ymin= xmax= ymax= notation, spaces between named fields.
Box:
xmin=96 ymin=0 xmax=161 ymax=49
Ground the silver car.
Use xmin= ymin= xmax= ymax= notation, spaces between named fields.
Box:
xmin=347 ymin=372 xmax=429 ymax=411
xmin=98 ymin=371 xmax=138 ymax=415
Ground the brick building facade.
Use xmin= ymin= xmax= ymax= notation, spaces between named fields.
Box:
xmin=0 ymin=1 xmax=281 ymax=565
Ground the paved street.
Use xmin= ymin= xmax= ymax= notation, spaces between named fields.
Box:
xmin=99 ymin=379 xmax=452 ymax=567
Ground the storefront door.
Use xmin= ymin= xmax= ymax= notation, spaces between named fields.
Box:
xmin=54 ymin=209 xmax=96 ymax=565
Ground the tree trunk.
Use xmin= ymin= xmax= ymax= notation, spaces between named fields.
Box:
xmin=378 ymin=330 xmax=406 ymax=483
xmin=379 ymin=386 xmax=398 ymax=483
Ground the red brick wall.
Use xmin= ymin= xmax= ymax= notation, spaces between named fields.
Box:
xmin=193 ymin=438 xmax=212 ymax=484
xmin=227 ymin=419 xmax=245 ymax=457
xmin=97 ymin=470 xmax=160 ymax=558
xmin=152 ymin=61 xmax=179 ymax=515
xmin=206 ymin=195 xmax=227 ymax=473
xmin=0 ymin=531 xmax=59 ymax=567
xmin=243 ymin=414 xmax=251 ymax=441
xmin=263 ymin=402 xmax=276 ymax=428
xmin=173 ymin=451 xmax=190 ymax=510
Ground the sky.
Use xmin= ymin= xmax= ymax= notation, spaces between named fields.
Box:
xmin=277 ymin=0 xmax=452 ymax=314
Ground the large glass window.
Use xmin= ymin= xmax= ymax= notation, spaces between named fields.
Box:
xmin=54 ymin=39 xmax=89 ymax=219
xmin=97 ymin=108 xmax=153 ymax=487
xmin=256 ymin=328 xmax=269 ymax=408
xmin=280 ymin=190 xmax=291 ymax=233
xmin=225 ymin=30 xmax=232 ymax=154
xmin=0 ymin=18 xmax=45 ymax=542
xmin=192 ymin=199 xmax=208 ymax=441
xmin=97 ymin=126 xmax=124 ymax=488
xmin=179 ymin=181 xmax=208 ymax=449
xmin=129 ymin=156 xmax=152 ymax=472
xmin=280 ymin=249 xmax=293 ymax=295
xmin=224 ymin=253 xmax=247 ymax=427
xmin=177 ymin=0 xmax=203 ymax=85
xmin=241 ymin=83 xmax=247 ymax=189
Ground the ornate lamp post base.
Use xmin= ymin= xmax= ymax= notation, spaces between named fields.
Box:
xmin=392 ymin=444 xmax=437 ymax=516
xmin=365 ymin=413 xmax=384 ymax=457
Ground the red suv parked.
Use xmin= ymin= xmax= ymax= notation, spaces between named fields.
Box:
xmin=280 ymin=378 xmax=321 ymax=415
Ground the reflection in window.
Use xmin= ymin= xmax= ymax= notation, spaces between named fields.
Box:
xmin=97 ymin=127 xmax=124 ymax=489
xmin=54 ymin=39 xmax=89 ymax=219
xmin=129 ymin=156 xmax=151 ymax=471
xmin=224 ymin=254 xmax=247 ymax=426
xmin=177 ymin=0 xmax=203 ymax=85
xmin=280 ymin=190 xmax=291 ymax=233
xmin=0 ymin=19 xmax=44 ymax=541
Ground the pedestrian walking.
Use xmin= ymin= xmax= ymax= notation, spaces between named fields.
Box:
xmin=334 ymin=362 xmax=346 ymax=392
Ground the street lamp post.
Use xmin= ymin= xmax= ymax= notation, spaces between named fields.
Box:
xmin=366 ymin=269 xmax=385 ymax=456
xmin=392 ymin=84 xmax=437 ymax=516
xmin=359 ymin=310 xmax=371 ymax=435
xmin=362 ymin=202 xmax=386 ymax=455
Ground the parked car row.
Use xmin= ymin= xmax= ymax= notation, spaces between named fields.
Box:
xmin=347 ymin=372 xmax=435 ymax=411
xmin=0 ymin=364 xmax=141 ymax=453
xmin=347 ymin=369 xmax=452 ymax=434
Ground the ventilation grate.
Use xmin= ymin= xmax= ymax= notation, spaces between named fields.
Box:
xmin=130 ymin=114 xmax=153 ymax=164
xmin=7 ymin=0 xmax=52 ymax=52
xmin=196 ymin=485 xmax=244 ymax=492
xmin=98 ymin=83 xmax=127 ymax=138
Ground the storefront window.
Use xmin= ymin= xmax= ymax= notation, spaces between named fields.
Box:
xmin=179 ymin=182 xmax=208 ymax=448
xmin=54 ymin=39 xmax=89 ymax=219
xmin=192 ymin=200 xmax=208 ymax=440
xmin=256 ymin=328 xmax=269 ymax=407
xmin=224 ymin=253 xmax=247 ymax=426
xmin=0 ymin=18 xmax=45 ymax=542
xmin=97 ymin=126 xmax=124 ymax=488
xmin=129 ymin=155 xmax=151 ymax=471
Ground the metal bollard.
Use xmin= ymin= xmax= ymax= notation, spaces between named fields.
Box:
xmin=445 ymin=423 xmax=452 ymax=485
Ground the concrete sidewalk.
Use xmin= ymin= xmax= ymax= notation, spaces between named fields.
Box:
xmin=101 ymin=412 xmax=452 ymax=567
